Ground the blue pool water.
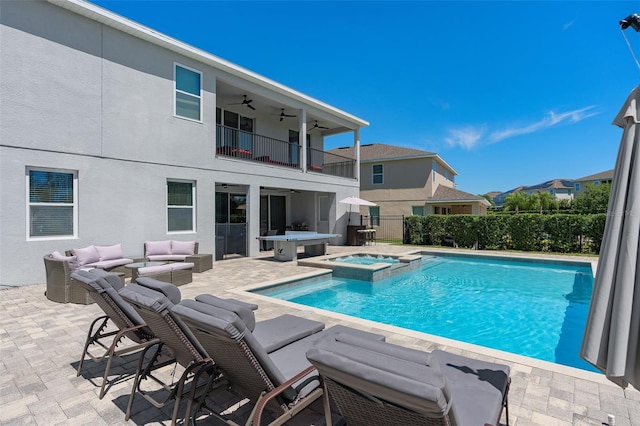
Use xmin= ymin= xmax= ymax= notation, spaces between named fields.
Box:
xmin=331 ymin=254 xmax=399 ymax=265
xmin=256 ymin=254 xmax=597 ymax=372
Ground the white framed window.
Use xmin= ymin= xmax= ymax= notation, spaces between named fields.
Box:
xmin=168 ymin=180 xmax=196 ymax=233
xmin=27 ymin=167 xmax=77 ymax=239
xmin=432 ymin=161 xmax=437 ymax=182
xmin=412 ymin=206 xmax=425 ymax=216
xmin=174 ymin=63 xmax=202 ymax=121
xmin=372 ymin=164 xmax=383 ymax=184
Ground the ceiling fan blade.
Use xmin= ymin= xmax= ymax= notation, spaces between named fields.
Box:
xmin=247 ymin=103 xmax=256 ymax=110
xmin=280 ymin=116 xmax=284 ymax=121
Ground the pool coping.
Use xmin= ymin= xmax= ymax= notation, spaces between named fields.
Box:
xmin=232 ymin=248 xmax=609 ymax=385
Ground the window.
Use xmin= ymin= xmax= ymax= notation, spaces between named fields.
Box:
xmin=412 ymin=206 xmax=425 ymax=216
xmin=175 ymin=64 xmax=202 ymax=121
xmin=575 ymin=183 xmax=581 ymax=192
xmin=369 ymin=206 xmax=380 ymax=226
xmin=218 ymin=108 xmax=254 ymax=152
xmin=167 ymin=180 xmax=195 ymax=232
xmin=432 ymin=161 xmax=437 ymax=182
xmin=27 ymin=168 xmax=77 ymax=239
xmin=372 ymin=164 xmax=383 ymax=184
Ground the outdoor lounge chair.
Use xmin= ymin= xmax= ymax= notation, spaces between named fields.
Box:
xmin=70 ymin=269 xmax=176 ymax=399
xmin=306 ymin=333 xmax=511 ymax=426
xmin=171 ymin=299 xmax=385 ymax=426
xmin=118 ymin=283 xmax=326 ymax=425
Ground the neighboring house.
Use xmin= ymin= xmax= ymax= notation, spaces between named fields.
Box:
xmin=573 ymin=169 xmax=614 ymax=194
xmin=328 ymin=143 xmax=490 ymax=217
xmin=493 ymin=179 xmax=574 ymax=206
xmin=0 ymin=0 xmax=368 ymax=286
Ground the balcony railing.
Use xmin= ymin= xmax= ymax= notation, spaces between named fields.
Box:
xmin=216 ymin=124 xmax=356 ymax=179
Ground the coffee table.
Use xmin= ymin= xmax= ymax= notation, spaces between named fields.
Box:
xmin=125 ymin=261 xmax=166 ymax=282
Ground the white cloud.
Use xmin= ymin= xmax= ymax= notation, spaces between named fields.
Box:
xmin=444 ymin=126 xmax=486 ymax=149
xmin=444 ymin=106 xmax=598 ymax=150
xmin=563 ymin=20 xmax=575 ymax=30
xmin=489 ymin=106 xmax=598 ymax=142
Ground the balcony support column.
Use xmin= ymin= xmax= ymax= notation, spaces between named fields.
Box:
xmin=299 ymin=109 xmax=307 ymax=172
xmin=354 ymin=128 xmax=360 ymax=181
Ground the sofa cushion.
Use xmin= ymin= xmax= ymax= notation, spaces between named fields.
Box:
xmin=51 ymin=251 xmax=80 ymax=272
xmin=138 ymin=265 xmax=172 ymax=276
xmin=147 ymin=254 xmax=188 ymax=262
xmin=170 ymin=262 xmax=194 ymax=271
xmin=145 ymin=240 xmax=171 ymax=256
xmin=95 ymin=244 xmax=124 ymax=261
xmin=87 ymin=258 xmax=134 ymax=269
xmin=72 ymin=245 xmax=100 ymax=266
xmin=171 ymin=240 xmax=196 ymax=255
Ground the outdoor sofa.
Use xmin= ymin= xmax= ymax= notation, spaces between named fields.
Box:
xmin=66 ymin=244 xmax=135 ymax=277
xmin=144 ymin=240 xmax=212 ymax=272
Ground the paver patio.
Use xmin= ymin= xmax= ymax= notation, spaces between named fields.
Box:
xmin=1 ymin=244 xmax=638 ymax=425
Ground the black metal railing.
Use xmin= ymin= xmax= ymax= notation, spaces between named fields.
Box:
xmin=312 ymin=147 xmax=356 ymax=179
xmin=216 ymin=125 xmax=299 ymax=168
xmin=216 ymin=124 xmax=356 ymax=179
xmin=361 ymin=215 xmax=406 ymax=244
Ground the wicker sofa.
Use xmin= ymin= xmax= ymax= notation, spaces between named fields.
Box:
xmin=44 ymin=252 xmax=128 ymax=304
xmin=144 ymin=240 xmax=212 ymax=272
xmin=66 ymin=244 xmax=135 ymax=277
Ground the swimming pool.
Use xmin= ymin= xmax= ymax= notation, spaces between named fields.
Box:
xmin=254 ymin=253 xmax=597 ymax=372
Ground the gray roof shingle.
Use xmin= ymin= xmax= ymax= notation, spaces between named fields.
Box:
xmin=428 ymin=185 xmax=488 ymax=204
xmin=329 ymin=143 xmax=435 ymax=161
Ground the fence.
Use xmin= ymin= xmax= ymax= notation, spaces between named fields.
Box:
xmin=360 ymin=215 xmax=406 ymax=244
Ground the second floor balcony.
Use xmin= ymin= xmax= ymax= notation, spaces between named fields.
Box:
xmin=215 ymin=124 xmax=356 ymax=179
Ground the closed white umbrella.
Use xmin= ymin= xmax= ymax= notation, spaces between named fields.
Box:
xmin=339 ymin=197 xmax=377 ymax=224
xmin=580 ymin=85 xmax=640 ymax=389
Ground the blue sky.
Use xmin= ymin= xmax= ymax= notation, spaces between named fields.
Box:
xmin=91 ymin=0 xmax=640 ymax=195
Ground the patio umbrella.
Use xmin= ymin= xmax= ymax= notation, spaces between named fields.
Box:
xmin=339 ymin=196 xmax=377 ymax=224
xmin=580 ymin=85 xmax=640 ymax=389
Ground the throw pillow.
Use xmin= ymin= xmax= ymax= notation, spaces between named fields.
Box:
xmin=95 ymin=244 xmax=124 ymax=261
xmin=71 ymin=245 xmax=100 ymax=266
xmin=171 ymin=240 xmax=196 ymax=255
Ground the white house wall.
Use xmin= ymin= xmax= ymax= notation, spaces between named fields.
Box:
xmin=0 ymin=0 xmax=361 ymax=286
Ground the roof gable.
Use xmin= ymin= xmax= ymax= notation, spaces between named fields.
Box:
xmin=428 ymin=186 xmax=489 ymax=205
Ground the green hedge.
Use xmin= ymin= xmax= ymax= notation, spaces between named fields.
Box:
xmin=406 ymin=213 xmax=606 ymax=254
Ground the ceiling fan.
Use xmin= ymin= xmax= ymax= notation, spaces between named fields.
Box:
xmin=229 ymin=95 xmax=255 ymax=110
xmin=310 ymin=120 xmax=329 ymax=130
xmin=278 ymin=108 xmax=297 ymax=121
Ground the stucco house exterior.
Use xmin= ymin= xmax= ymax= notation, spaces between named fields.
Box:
xmin=328 ymin=143 xmax=489 ymax=217
xmin=573 ymin=169 xmax=614 ymax=194
xmin=0 ymin=0 xmax=368 ymax=286
xmin=493 ymin=179 xmax=575 ymax=206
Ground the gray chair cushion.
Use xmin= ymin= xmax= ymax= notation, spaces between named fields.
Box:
xmin=85 ymin=268 xmax=124 ymax=291
xmin=193 ymin=294 xmax=257 ymax=331
xmin=431 ymin=349 xmax=510 ymax=426
xmin=70 ymin=270 xmax=105 ymax=293
xmin=172 ymin=301 xmax=296 ymax=401
xmin=119 ymin=284 xmax=175 ymax=314
xmin=253 ymin=314 xmax=325 ymax=353
xmin=306 ymin=337 xmax=453 ymax=419
xmin=135 ymin=276 xmax=181 ymax=304
xmin=332 ymin=332 xmax=437 ymax=367
xmin=195 ymin=294 xmax=258 ymax=311
xmin=71 ymin=270 xmax=145 ymax=326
